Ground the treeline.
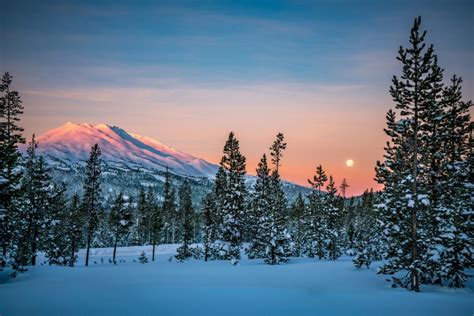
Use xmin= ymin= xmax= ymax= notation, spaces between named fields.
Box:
xmin=0 ymin=71 xmax=367 ymax=274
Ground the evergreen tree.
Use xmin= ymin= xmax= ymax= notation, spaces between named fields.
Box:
xmin=136 ymin=187 xmax=151 ymax=245
xmin=109 ymin=192 xmax=133 ymax=262
xmin=175 ymin=181 xmax=194 ymax=261
xmin=352 ymin=190 xmax=381 ymax=269
xmin=302 ymin=165 xmax=328 ymax=259
xmin=247 ymin=154 xmax=272 ymax=260
xmin=0 ymin=72 xmax=25 ymax=268
xmin=65 ymin=193 xmax=83 ymax=266
xmin=375 ymin=17 xmax=464 ymax=291
xmin=161 ymin=169 xmax=177 ymax=244
xmin=44 ymin=184 xmax=70 ymax=266
xmin=289 ymin=193 xmax=305 ymax=257
xmin=147 ymin=189 xmax=162 ymax=262
xmin=216 ymin=132 xmax=247 ymax=260
xmin=22 ymin=135 xmax=50 ymax=266
xmin=82 ymin=144 xmax=102 ymax=267
xmin=266 ymin=133 xmax=292 ymax=264
xmin=138 ymin=251 xmax=148 ymax=264
xmin=202 ymin=192 xmax=216 ymax=262
xmin=430 ymin=76 xmax=473 ymax=287
xmin=324 ymin=176 xmax=342 ymax=261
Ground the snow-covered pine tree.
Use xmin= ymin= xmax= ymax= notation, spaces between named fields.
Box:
xmin=22 ymin=135 xmax=51 ymax=266
xmin=82 ymin=144 xmax=103 ymax=267
xmin=216 ymin=132 xmax=247 ymax=260
xmin=202 ymin=192 xmax=216 ymax=261
xmin=0 ymin=72 xmax=25 ymax=269
xmin=109 ymin=192 xmax=133 ymax=262
xmin=65 ymin=193 xmax=83 ymax=266
xmin=324 ymin=176 xmax=342 ymax=261
xmin=431 ymin=76 xmax=473 ymax=287
xmin=266 ymin=133 xmax=292 ymax=264
xmin=208 ymin=166 xmax=227 ymax=257
xmin=376 ymin=17 xmax=444 ymax=291
xmin=247 ymin=154 xmax=272 ymax=260
xmin=289 ymin=193 xmax=305 ymax=257
xmin=352 ymin=189 xmax=381 ymax=269
xmin=302 ymin=165 xmax=328 ymax=259
xmin=136 ymin=187 xmax=151 ymax=245
xmin=149 ymin=190 xmax=162 ymax=262
xmin=161 ymin=169 xmax=177 ymax=244
xmin=138 ymin=251 xmax=148 ymax=264
xmin=175 ymin=181 xmax=194 ymax=261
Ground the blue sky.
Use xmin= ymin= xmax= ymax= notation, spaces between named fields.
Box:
xmin=3 ymin=0 xmax=473 ymax=91
xmin=1 ymin=0 xmax=473 ymax=194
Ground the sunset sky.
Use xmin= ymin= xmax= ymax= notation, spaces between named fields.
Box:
xmin=2 ymin=0 xmax=473 ymax=195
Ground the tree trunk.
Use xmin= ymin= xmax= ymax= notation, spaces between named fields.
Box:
xmin=69 ymin=239 xmax=75 ymax=267
xmin=113 ymin=231 xmax=118 ymax=262
xmin=152 ymin=241 xmax=156 ymax=261
xmin=85 ymin=232 xmax=91 ymax=267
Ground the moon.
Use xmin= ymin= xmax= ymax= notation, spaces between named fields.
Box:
xmin=346 ymin=159 xmax=354 ymax=167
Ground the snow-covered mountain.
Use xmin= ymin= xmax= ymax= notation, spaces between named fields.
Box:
xmin=30 ymin=122 xmax=219 ymax=179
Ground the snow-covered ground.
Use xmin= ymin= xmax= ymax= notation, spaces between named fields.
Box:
xmin=1 ymin=245 xmax=472 ymax=316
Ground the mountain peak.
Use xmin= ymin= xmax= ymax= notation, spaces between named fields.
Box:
xmin=29 ymin=122 xmax=219 ymax=178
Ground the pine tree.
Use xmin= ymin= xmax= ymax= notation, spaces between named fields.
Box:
xmin=161 ymin=169 xmax=177 ymax=244
xmin=175 ymin=181 xmax=194 ymax=261
xmin=65 ymin=193 xmax=83 ymax=266
xmin=216 ymin=132 xmax=247 ymax=260
xmin=147 ymin=189 xmax=162 ymax=262
xmin=289 ymin=193 xmax=305 ymax=257
xmin=0 ymin=72 xmax=25 ymax=269
xmin=302 ymin=165 xmax=328 ymax=259
xmin=23 ymin=135 xmax=51 ymax=266
xmin=324 ymin=176 xmax=342 ymax=261
xmin=247 ymin=154 xmax=272 ymax=260
xmin=109 ymin=192 xmax=133 ymax=262
xmin=266 ymin=133 xmax=292 ymax=264
xmin=376 ymin=17 xmax=446 ymax=291
xmin=136 ymin=187 xmax=151 ymax=245
xmin=138 ymin=251 xmax=148 ymax=264
xmin=44 ymin=184 xmax=69 ymax=266
xmin=339 ymin=178 xmax=349 ymax=199
xmin=353 ymin=190 xmax=381 ymax=269
xmin=202 ymin=193 xmax=216 ymax=261
xmin=82 ymin=144 xmax=102 ymax=267
xmin=430 ymin=76 xmax=473 ymax=287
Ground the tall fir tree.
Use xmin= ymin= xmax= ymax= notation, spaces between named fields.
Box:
xmin=266 ymin=133 xmax=292 ymax=264
xmin=22 ymin=135 xmax=51 ymax=266
xmin=149 ymin=190 xmax=162 ymax=262
xmin=247 ymin=154 xmax=272 ymax=260
xmin=82 ymin=144 xmax=102 ymax=267
xmin=202 ymin=192 xmax=216 ymax=262
xmin=289 ymin=193 xmax=305 ymax=257
xmin=109 ymin=192 xmax=133 ymax=262
xmin=430 ymin=76 xmax=472 ymax=287
xmin=43 ymin=184 xmax=72 ymax=266
xmin=65 ymin=193 xmax=84 ymax=266
xmin=374 ymin=17 xmax=473 ymax=290
xmin=161 ymin=169 xmax=177 ymax=244
xmin=216 ymin=132 xmax=247 ymax=260
xmin=0 ymin=72 xmax=25 ymax=268
xmin=302 ymin=165 xmax=329 ymax=259
xmin=175 ymin=181 xmax=194 ymax=261
xmin=324 ymin=176 xmax=342 ymax=261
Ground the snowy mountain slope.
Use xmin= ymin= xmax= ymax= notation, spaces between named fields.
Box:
xmin=29 ymin=122 xmax=219 ymax=179
xmin=21 ymin=122 xmax=311 ymax=204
